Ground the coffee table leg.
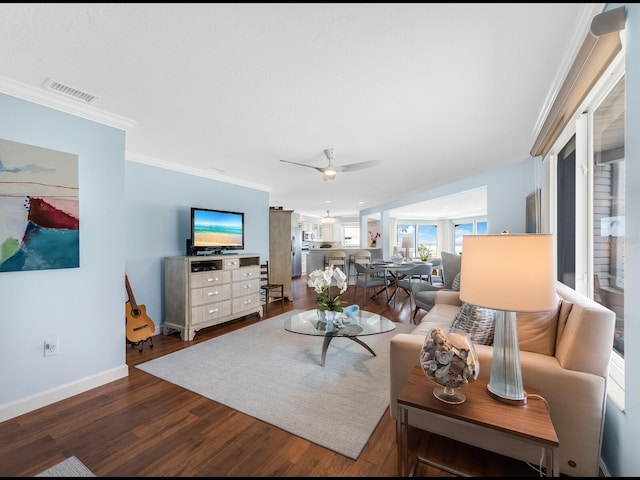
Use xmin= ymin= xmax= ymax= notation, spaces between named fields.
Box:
xmin=321 ymin=336 xmax=333 ymax=366
xmin=349 ymin=337 xmax=376 ymax=357
xmin=321 ymin=336 xmax=376 ymax=366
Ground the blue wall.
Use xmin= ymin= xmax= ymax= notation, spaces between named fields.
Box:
xmin=0 ymin=92 xmax=128 ymax=407
xmin=0 ymin=95 xmax=270 ymax=421
xmin=363 ymin=155 xmax=539 ymax=236
xmin=124 ymin=161 xmax=270 ymax=327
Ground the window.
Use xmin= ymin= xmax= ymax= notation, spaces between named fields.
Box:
xmin=556 ymin=135 xmax=577 ymax=289
xmin=342 ymin=224 xmax=360 ymax=247
xmin=549 ymin=67 xmax=625 ymax=407
xmin=396 ymin=223 xmax=438 ymax=259
xmin=454 ymin=220 xmax=486 ymax=254
xmin=417 ymin=224 xmax=438 ymax=258
xmin=592 ymin=76 xmax=625 ymax=357
xmin=553 ymin=75 xmax=624 ymax=358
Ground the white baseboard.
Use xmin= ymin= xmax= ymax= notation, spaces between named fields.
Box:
xmin=0 ymin=364 xmax=129 ymax=423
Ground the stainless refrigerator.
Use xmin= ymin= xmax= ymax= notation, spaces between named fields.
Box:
xmin=291 ymin=227 xmax=302 ymax=277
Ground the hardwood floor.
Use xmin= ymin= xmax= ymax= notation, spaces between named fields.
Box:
xmin=0 ymin=276 xmax=538 ymax=477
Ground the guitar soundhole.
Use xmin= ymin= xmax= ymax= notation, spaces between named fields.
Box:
xmin=132 ymin=308 xmax=141 ymax=317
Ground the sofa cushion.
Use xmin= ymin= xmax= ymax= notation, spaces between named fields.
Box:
xmin=412 ymin=304 xmax=459 ymax=336
xmin=451 ymin=272 xmax=461 ymax=291
xmin=516 ymin=298 xmax=561 ymax=356
xmin=450 ymin=302 xmax=496 ymax=345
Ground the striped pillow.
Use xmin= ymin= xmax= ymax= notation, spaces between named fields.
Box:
xmin=451 ymin=272 xmax=461 ymax=291
xmin=450 ymin=302 xmax=496 ymax=346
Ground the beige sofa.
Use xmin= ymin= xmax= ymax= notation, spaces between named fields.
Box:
xmin=390 ymin=281 xmax=615 ymax=477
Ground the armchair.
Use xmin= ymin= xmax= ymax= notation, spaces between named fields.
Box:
xmin=411 ymin=251 xmax=461 ymax=322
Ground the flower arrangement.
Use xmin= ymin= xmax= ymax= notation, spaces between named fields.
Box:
xmin=369 ymin=230 xmax=381 ymax=246
xmin=417 ymin=243 xmax=433 ymax=261
xmin=307 ymin=265 xmax=348 ymax=312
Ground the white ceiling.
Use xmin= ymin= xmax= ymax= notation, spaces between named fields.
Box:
xmin=0 ymin=3 xmax=601 ymax=220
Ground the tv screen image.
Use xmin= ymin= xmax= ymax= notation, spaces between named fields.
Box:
xmin=191 ymin=208 xmax=244 ymax=254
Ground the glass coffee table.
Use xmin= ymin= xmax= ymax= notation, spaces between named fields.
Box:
xmin=284 ymin=309 xmax=396 ymax=366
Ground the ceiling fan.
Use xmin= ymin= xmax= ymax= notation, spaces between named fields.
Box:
xmin=280 ymin=148 xmax=381 ymax=181
xmin=322 ymin=209 xmax=337 ymax=223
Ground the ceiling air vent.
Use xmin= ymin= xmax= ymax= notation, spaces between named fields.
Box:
xmin=42 ymin=78 xmax=100 ymax=104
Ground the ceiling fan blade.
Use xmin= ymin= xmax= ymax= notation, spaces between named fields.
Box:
xmin=280 ymin=160 xmax=324 ymax=173
xmin=339 ymin=159 xmax=381 ymax=172
xmin=279 ymin=159 xmax=317 ymax=169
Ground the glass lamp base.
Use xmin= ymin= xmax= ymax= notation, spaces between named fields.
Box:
xmin=433 ymin=386 xmax=466 ymax=405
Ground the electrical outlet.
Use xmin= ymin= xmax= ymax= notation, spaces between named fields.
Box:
xmin=44 ymin=335 xmax=59 ymax=357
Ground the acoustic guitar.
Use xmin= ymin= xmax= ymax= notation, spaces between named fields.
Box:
xmin=125 ymin=274 xmax=155 ymax=345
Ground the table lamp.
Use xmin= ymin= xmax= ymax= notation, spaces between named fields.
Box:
xmin=402 ymin=237 xmax=413 ymax=261
xmin=459 ymin=233 xmax=555 ymax=405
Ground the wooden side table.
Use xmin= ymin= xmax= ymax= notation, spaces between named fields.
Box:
xmin=396 ymin=366 xmax=559 ymax=477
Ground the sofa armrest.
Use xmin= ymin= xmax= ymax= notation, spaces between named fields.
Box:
xmin=555 ymin=281 xmax=616 ymax=377
xmin=389 ymin=333 xmax=424 ymax=421
xmin=434 ymin=290 xmax=462 ymax=306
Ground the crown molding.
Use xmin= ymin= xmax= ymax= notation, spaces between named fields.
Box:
xmin=0 ymin=75 xmax=136 ymax=131
xmin=126 ymin=151 xmax=272 ymax=193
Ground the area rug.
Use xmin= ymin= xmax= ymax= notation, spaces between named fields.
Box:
xmin=137 ymin=310 xmax=413 ymax=459
xmin=35 ymin=456 xmax=95 ymax=477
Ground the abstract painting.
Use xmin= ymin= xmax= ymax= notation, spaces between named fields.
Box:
xmin=0 ymin=139 xmax=79 ymax=272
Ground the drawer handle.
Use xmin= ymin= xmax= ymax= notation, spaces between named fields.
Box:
xmin=244 ymin=272 xmax=253 ymax=277
xmin=207 ymin=291 xmax=219 ymax=296
xmin=244 ymin=299 xmax=252 ymax=305
xmin=243 ymin=284 xmax=251 ymax=289
xmin=207 ymin=277 xmax=219 ymax=282
xmin=208 ymin=308 xmax=219 ymax=314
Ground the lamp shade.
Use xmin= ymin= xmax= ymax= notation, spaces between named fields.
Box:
xmin=402 ymin=237 xmax=413 ymax=259
xmin=459 ymin=234 xmax=556 ymax=312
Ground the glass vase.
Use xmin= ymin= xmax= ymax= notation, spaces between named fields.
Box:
xmin=419 ymin=328 xmax=479 ymax=404
xmin=317 ymin=309 xmax=340 ymax=332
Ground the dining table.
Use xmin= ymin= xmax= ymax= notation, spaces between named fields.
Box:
xmin=369 ymin=261 xmax=426 ymax=305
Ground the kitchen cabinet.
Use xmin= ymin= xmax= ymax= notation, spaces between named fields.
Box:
xmin=302 ymin=222 xmax=322 ymax=241
xmin=321 ymin=223 xmax=342 ymax=242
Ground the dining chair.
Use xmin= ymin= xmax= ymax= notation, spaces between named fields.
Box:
xmin=394 ymin=262 xmax=433 ymax=309
xmin=324 ymin=250 xmax=347 ymax=276
xmin=260 ymin=261 xmax=284 ymax=313
xmin=348 ymin=249 xmax=371 ymax=281
xmin=353 ymin=262 xmax=389 ymax=306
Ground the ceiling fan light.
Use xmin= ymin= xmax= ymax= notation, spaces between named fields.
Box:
xmin=323 ymin=168 xmax=337 ymax=177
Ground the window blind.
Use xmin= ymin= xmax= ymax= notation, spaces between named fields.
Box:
xmin=530 ymin=6 xmax=625 ymax=159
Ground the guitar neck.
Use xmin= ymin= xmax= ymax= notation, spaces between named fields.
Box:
xmin=125 ymin=275 xmax=138 ymax=310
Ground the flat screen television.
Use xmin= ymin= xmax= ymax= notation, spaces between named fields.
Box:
xmin=190 ymin=207 xmax=244 ymax=255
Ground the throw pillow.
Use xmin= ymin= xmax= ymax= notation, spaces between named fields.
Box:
xmin=450 ymin=302 xmax=496 ymax=346
xmin=516 ymin=296 xmax=561 ymax=356
xmin=451 ymin=272 xmax=461 ymax=291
